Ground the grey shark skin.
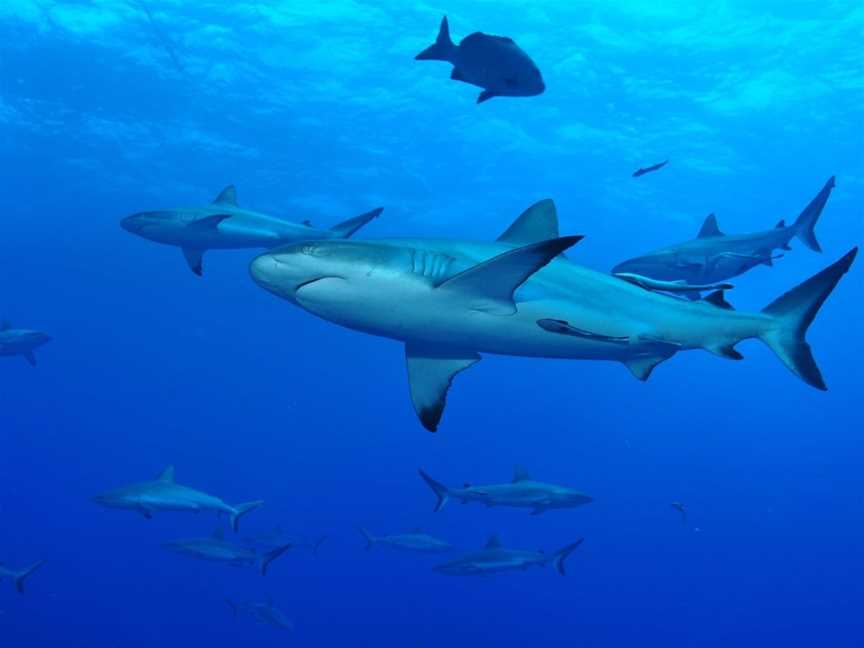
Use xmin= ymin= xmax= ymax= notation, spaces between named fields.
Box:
xmin=613 ymin=177 xmax=835 ymax=291
xmin=164 ymin=529 xmax=290 ymax=575
xmin=419 ymin=467 xmax=592 ymax=515
xmin=0 ymin=321 xmax=51 ymax=366
xmin=434 ymin=535 xmax=582 ymax=577
xmin=0 ymin=560 xmax=46 ymax=594
xmin=121 ymin=184 xmax=382 ymax=276
xmin=249 ymin=198 xmax=857 ymax=432
xmin=226 ymin=598 xmax=294 ymax=631
xmin=358 ymin=527 xmax=453 ymax=553
xmin=92 ymin=465 xmax=263 ymax=531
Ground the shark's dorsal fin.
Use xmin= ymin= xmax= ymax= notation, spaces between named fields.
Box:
xmin=697 ymin=213 xmax=724 ymax=238
xmin=775 ymin=219 xmax=786 ymax=229
xmin=703 ymin=290 xmax=734 ymax=310
xmin=496 ymin=199 xmax=559 ymax=246
xmin=0 ymin=320 xmax=10 ymax=331
xmin=157 ymin=465 xmax=175 ymax=483
xmin=436 ymin=236 xmax=582 ymax=315
xmin=512 ymin=466 xmax=532 ymax=482
xmin=405 ymin=341 xmax=481 ymax=432
xmin=212 ymin=185 xmax=238 ymax=206
xmin=212 ymin=527 xmax=225 ymax=540
xmin=485 ymin=534 xmax=502 ymax=549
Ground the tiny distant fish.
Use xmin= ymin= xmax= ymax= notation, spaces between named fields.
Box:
xmin=632 ymin=160 xmax=669 ymax=177
xmin=671 ymin=501 xmax=687 ymax=524
xmin=415 ymin=16 xmax=545 ymax=103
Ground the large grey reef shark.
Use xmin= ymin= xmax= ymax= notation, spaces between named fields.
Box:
xmin=434 ymin=535 xmax=583 ymax=577
xmin=358 ymin=527 xmax=453 ymax=553
xmin=226 ymin=598 xmax=294 ymax=631
xmin=121 ymin=185 xmax=382 ymax=276
xmin=0 ymin=560 xmax=46 ymax=595
xmin=0 ymin=321 xmax=51 ymax=366
xmin=92 ymin=465 xmax=263 ymax=531
xmin=163 ymin=528 xmax=290 ymax=575
xmin=612 ymin=177 xmax=836 ymax=296
xmin=419 ymin=466 xmax=592 ymax=514
xmin=249 ymin=198 xmax=857 ymax=432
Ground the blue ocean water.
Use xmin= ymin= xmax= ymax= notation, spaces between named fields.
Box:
xmin=2 ymin=1 xmax=863 ymax=646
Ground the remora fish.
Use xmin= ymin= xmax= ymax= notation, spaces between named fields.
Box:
xmin=0 ymin=321 xmax=51 ymax=366
xmin=92 ymin=465 xmax=263 ymax=531
xmin=0 ymin=561 xmax=46 ymax=594
xmin=434 ymin=535 xmax=582 ymax=576
xmin=358 ymin=527 xmax=453 ymax=553
xmin=164 ymin=528 xmax=289 ymax=575
xmin=415 ymin=16 xmax=545 ymax=103
xmin=249 ymin=198 xmax=857 ymax=432
xmin=613 ymin=177 xmax=835 ymax=292
xmin=613 ymin=273 xmax=734 ymax=295
xmin=121 ymin=185 xmax=381 ymax=276
xmin=419 ymin=466 xmax=592 ymax=515
xmin=226 ymin=598 xmax=294 ymax=631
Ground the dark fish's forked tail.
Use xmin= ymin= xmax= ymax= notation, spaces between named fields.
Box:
xmin=418 ymin=469 xmax=449 ymax=512
xmin=760 ymin=247 xmax=857 ymax=390
xmin=259 ymin=544 xmax=291 ymax=576
xmin=358 ymin=527 xmax=376 ymax=550
xmin=230 ymin=500 xmax=264 ymax=532
xmin=552 ymin=539 xmax=584 ymax=576
xmin=793 ymin=176 xmax=835 ymax=253
xmin=415 ymin=16 xmax=455 ymax=62
xmin=14 ymin=560 xmax=46 ymax=594
xmin=329 ymin=207 xmax=383 ymax=239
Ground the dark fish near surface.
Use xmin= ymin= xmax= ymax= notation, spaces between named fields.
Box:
xmin=415 ymin=16 xmax=545 ymax=103
xmin=632 ymin=160 xmax=669 ymax=177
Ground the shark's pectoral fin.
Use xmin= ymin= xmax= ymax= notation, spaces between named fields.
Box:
xmin=23 ymin=351 xmax=36 ymax=367
xmin=405 ymin=341 xmax=480 ymax=432
xmin=623 ymin=354 xmax=672 ymax=381
xmin=189 ymin=214 xmax=232 ymax=230
xmin=182 ymin=248 xmax=205 ymax=276
xmin=137 ymin=506 xmax=153 ymax=520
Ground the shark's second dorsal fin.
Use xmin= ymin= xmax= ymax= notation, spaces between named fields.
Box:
xmin=436 ymin=236 xmax=582 ymax=315
xmin=703 ymin=290 xmax=734 ymax=310
xmin=512 ymin=466 xmax=532 ymax=482
xmin=496 ymin=199 xmax=559 ymax=246
xmin=212 ymin=185 xmax=238 ymax=206
xmin=485 ymin=534 xmax=502 ymax=549
xmin=212 ymin=527 xmax=225 ymax=540
xmin=157 ymin=465 xmax=175 ymax=483
xmin=697 ymin=213 xmax=724 ymax=238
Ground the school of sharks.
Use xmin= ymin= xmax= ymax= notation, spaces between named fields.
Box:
xmin=3 ymin=12 xmax=859 ymax=641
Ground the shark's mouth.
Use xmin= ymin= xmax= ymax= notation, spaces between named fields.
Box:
xmin=295 ymin=275 xmax=344 ymax=292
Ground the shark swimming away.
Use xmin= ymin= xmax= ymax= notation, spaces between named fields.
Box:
xmin=121 ymin=185 xmax=381 ymax=276
xmin=419 ymin=467 xmax=592 ymax=514
xmin=92 ymin=465 xmax=263 ymax=531
xmin=0 ymin=321 xmax=51 ymax=366
xmin=164 ymin=528 xmax=290 ymax=575
xmin=249 ymin=198 xmax=857 ymax=432
xmin=434 ymin=535 xmax=583 ymax=576
xmin=0 ymin=560 xmax=46 ymax=595
xmin=613 ymin=177 xmax=836 ymax=294
xmin=358 ymin=527 xmax=453 ymax=553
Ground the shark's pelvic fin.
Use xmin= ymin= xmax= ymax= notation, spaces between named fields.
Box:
xmin=181 ymin=248 xmax=205 ymax=276
xmin=496 ymin=199 xmax=560 ymax=246
xmin=792 ymin=176 xmax=835 ymax=253
xmin=512 ymin=466 xmax=532 ymax=483
xmin=405 ymin=341 xmax=480 ymax=432
xmin=697 ymin=213 xmax=724 ymax=238
xmin=437 ymin=236 xmax=582 ymax=315
xmin=157 ymin=465 xmax=175 ymax=482
xmin=212 ymin=185 xmax=238 ymax=206
xmin=329 ymin=207 xmax=383 ymax=239
xmin=485 ymin=534 xmax=502 ymax=549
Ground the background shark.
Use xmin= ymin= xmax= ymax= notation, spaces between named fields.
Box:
xmin=226 ymin=598 xmax=294 ymax=631
xmin=434 ymin=535 xmax=582 ymax=576
xmin=0 ymin=321 xmax=51 ymax=366
xmin=121 ymin=185 xmax=382 ymax=276
xmin=241 ymin=527 xmax=327 ymax=556
xmin=164 ymin=529 xmax=290 ymax=575
xmin=358 ymin=527 xmax=453 ymax=553
xmin=0 ymin=560 xmax=45 ymax=595
xmin=92 ymin=465 xmax=263 ymax=531
xmin=419 ymin=467 xmax=592 ymax=514
xmin=612 ymin=177 xmax=835 ymax=295
xmin=249 ymin=199 xmax=856 ymax=432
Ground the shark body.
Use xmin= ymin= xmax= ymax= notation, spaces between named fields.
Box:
xmin=358 ymin=527 xmax=453 ymax=553
xmin=434 ymin=535 xmax=582 ymax=576
xmin=0 ymin=321 xmax=51 ymax=366
xmin=164 ymin=529 xmax=290 ymax=575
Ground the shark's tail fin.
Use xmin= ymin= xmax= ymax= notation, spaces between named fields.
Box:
xmin=415 ymin=16 xmax=455 ymax=62
xmin=358 ymin=527 xmax=376 ymax=550
xmin=418 ymin=469 xmax=449 ymax=512
xmin=230 ymin=500 xmax=264 ymax=532
xmin=312 ymin=535 xmax=327 ymax=556
xmin=14 ymin=560 xmax=46 ymax=594
xmin=551 ymin=539 xmax=583 ymax=576
xmin=793 ymin=176 xmax=835 ymax=253
xmin=759 ymin=247 xmax=857 ymax=390
xmin=259 ymin=544 xmax=291 ymax=576
xmin=225 ymin=599 xmax=239 ymax=618
xmin=329 ymin=207 xmax=382 ymax=239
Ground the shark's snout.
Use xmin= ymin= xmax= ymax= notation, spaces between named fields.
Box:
xmin=249 ymin=253 xmax=283 ymax=291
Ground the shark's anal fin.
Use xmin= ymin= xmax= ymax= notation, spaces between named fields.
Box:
xmin=697 ymin=213 xmax=724 ymax=238
xmin=405 ymin=342 xmax=480 ymax=432
xmin=496 ymin=200 xmax=559 ymax=246
xmin=212 ymin=185 xmax=238 ymax=206
xmin=182 ymin=248 xmax=205 ymax=276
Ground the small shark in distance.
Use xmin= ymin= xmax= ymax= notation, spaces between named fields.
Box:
xmin=226 ymin=598 xmax=294 ymax=631
xmin=0 ymin=561 xmax=46 ymax=595
xmin=632 ymin=160 xmax=668 ymax=177
xmin=164 ymin=528 xmax=290 ymax=575
xmin=434 ymin=535 xmax=583 ymax=576
xmin=613 ymin=177 xmax=836 ymax=294
xmin=358 ymin=527 xmax=453 ymax=553
xmin=0 ymin=321 xmax=51 ymax=366
xmin=121 ymin=185 xmax=382 ymax=276
xmin=419 ymin=467 xmax=592 ymax=515
xmin=242 ymin=527 xmax=327 ymax=556
xmin=92 ymin=465 xmax=263 ymax=531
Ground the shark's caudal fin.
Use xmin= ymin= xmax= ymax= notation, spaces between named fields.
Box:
xmin=358 ymin=527 xmax=376 ymax=550
xmin=418 ymin=469 xmax=450 ymax=511
xmin=259 ymin=544 xmax=291 ymax=576
xmin=329 ymin=207 xmax=383 ymax=239
xmin=415 ymin=16 xmax=455 ymax=62
xmin=759 ymin=247 xmax=857 ymax=390
xmin=792 ymin=176 xmax=835 ymax=253
xmin=13 ymin=560 xmax=46 ymax=594
xmin=230 ymin=500 xmax=264 ymax=532
xmin=551 ymin=539 xmax=583 ymax=576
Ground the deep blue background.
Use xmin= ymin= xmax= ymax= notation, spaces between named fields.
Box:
xmin=2 ymin=1 xmax=863 ymax=646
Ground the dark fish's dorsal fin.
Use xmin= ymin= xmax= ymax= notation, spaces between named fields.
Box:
xmin=512 ymin=466 xmax=532 ymax=482
xmin=697 ymin=213 xmax=724 ymax=238
xmin=212 ymin=185 xmax=237 ymax=206
xmin=212 ymin=527 xmax=225 ymax=540
xmin=0 ymin=320 xmax=10 ymax=331
xmin=496 ymin=199 xmax=560 ymax=246
xmin=157 ymin=465 xmax=175 ymax=483
xmin=485 ymin=534 xmax=502 ymax=549
xmin=703 ymin=290 xmax=734 ymax=310
xmin=412 ymin=527 xmax=424 ymax=534
xmin=775 ymin=219 xmax=786 ymax=229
